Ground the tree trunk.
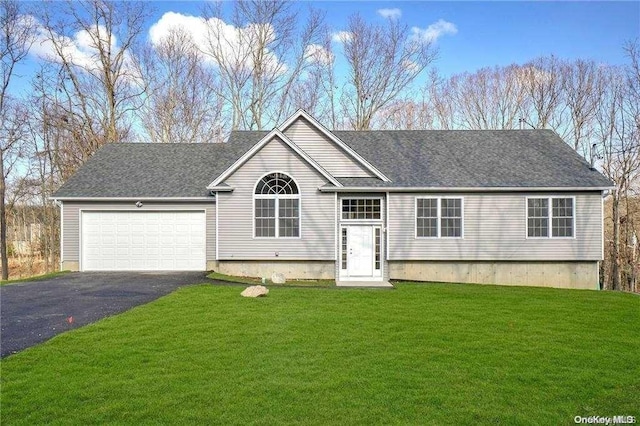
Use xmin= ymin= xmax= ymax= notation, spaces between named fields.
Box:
xmin=611 ymin=190 xmax=621 ymax=291
xmin=0 ymin=148 xmax=8 ymax=280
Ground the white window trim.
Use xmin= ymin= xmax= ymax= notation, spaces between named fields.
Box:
xmin=340 ymin=227 xmax=348 ymax=271
xmin=374 ymin=226 xmax=382 ymax=272
xmin=253 ymin=172 xmax=302 ymax=239
xmin=414 ymin=196 xmax=464 ymax=239
xmin=340 ymin=196 xmax=383 ymax=222
xmin=525 ymin=196 xmax=576 ymax=240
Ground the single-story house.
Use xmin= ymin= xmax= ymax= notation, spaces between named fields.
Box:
xmin=53 ymin=110 xmax=613 ymax=289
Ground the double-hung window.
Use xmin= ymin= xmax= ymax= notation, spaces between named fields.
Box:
xmin=416 ymin=197 xmax=463 ymax=238
xmin=527 ymin=197 xmax=574 ymax=238
xmin=254 ymin=173 xmax=300 ymax=238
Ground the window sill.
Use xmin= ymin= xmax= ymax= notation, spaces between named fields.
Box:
xmin=415 ymin=236 xmax=464 ymax=240
xmin=253 ymin=236 xmax=302 ymax=240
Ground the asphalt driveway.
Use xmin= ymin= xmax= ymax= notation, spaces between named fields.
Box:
xmin=1 ymin=272 xmax=211 ymax=358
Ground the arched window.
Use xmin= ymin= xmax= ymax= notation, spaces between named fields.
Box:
xmin=254 ymin=173 xmax=300 ymax=238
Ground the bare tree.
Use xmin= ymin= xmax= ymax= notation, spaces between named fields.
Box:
xmin=26 ymin=91 xmax=61 ymax=272
xmin=595 ymin=52 xmax=640 ymax=291
xmin=1 ymin=0 xmax=33 ymax=280
xmin=37 ymin=0 xmax=150 ymax=165
xmin=520 ymin=55 xmax=566 ymax=131
xmin=140 ymin=27 xmax=225 ymax=143
xmin=339 ymin=14 xmax=436 ymax=130
xmin=426 ymin=69 xmax=457 ymax=130
xmin=0 ymin=99 xmax=29 ymax=279
xmin=202 ymin=0 xmax=327 ymax=130
xmin=314 ymin=37 xmax=339 ymax=129
xmin=562 ymin=59 xmax=606 ymax=157
xmin=446 ymin=66 xmax=528 ymax=130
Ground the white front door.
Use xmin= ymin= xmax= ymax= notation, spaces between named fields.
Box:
xmin=347 ymin=226 xmax=374 ymax=277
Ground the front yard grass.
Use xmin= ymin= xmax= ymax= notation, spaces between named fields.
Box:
xmin=1 ymin=283 xmax=638 ymax=424
xmin=207 ymin=271 xmax=335 ymax=287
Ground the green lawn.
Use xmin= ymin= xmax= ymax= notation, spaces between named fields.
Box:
xmin=1 ymin=283 xmax=638 ymax=425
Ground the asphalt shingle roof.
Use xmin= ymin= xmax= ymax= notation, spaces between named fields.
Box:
xmin=53 ymin=138 xmax=256 ymax=198
xmin=54 ymin=129 xmax=612 ymax=198
xmin=336 ymin=129 xmax=612 ymax=188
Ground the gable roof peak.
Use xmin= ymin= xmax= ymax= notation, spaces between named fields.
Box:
xmin=207 ymin=127 xmax=342 ymax=189
xmin=277 ymin=110 xmax=392 ymax=182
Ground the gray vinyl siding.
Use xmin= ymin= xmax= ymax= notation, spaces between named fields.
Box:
xmin=388 ymin=192 xmax=603 ymax=261
xmin=284 ymin=117 xmax=374 ymax=178
xmin=217 ymin=136 xmax=335 ymax=260
xmin=61 ymin=202 xmax=216 ymax=263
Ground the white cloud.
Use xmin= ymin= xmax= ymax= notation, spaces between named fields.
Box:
xmin=25 ymin=14 xmax=140 ymax=83
xmin=29 ymin=19 xmax=101 ymax=69
xmin=377 ymin=8 xmax=402 ymax=20
xmin=149 ymin=12 xmax=283 ymax=75
xmin=304 ymin=44 xmax=333 ymax=65
xmin=331 ymin=31 xmax=353 ymax=44
xmin=148 ymin=12 xmax=207 ymax=48
xmin=411 ymin=19 xmax=457 ymax=43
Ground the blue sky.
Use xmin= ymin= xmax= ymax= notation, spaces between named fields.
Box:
xmin=148 ymin=1 xmax=639 ymax=75
xmin=9 ymin=1 xmax=640 ymax=97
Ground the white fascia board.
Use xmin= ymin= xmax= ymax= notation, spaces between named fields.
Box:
xmin=277 ymin=131 xmax=342 ymax=186
xmin=278 ymin=109 xmax=392 ymax=183
xmin=207 ymin=127 xmax=342 ymax=188
xmin=50 ymin=197 xmax=215 ymax=202
xmin=208 ymin=128 xmax=281 ymax=188
xmin=318 ymin=186 xmax=615 ymax=193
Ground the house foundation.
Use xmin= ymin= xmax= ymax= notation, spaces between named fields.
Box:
xmin=388 ymin=261 xmax=599 ymax=290
xmin=214 ymin=260 xmax=335 ymax=280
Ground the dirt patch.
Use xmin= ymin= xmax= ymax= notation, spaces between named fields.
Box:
xmin=1 ymin=257 xmax=58 ymax=280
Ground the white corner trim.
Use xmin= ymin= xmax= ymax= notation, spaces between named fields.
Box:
xmin=601 ymin=192 xmax=604 ymax=261
xmin=216 ymin=195 xmax=219 ymax=261
xmin=207 ymin=128 xmax=342 ymax=188
xmin=386 ymin=191 xmax=390 ymax=261
xmin=59 ymin=201 xmax=64 ymax=268
xmin=278 ymin=109 xmax=392 ymax=183
xmin=334 ymin=192 xmax=338 ymax=262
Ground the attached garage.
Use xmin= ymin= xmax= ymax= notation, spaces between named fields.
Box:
xmin=80 ymin=210 xmax=206 ymax=271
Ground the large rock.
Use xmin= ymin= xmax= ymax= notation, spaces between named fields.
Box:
xmin=241 ymin=285 xmax=269 ymax=298
xmin=271 ymin=272 xmax=286 ymax=284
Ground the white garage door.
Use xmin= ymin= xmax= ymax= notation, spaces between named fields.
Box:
xmin=81 ymin=211 xmax=206 ymax=271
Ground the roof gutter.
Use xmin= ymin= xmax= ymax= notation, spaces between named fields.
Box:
xmin=207 ymin=186 xmax=234 ymax=192
xmin=50 ymin=197 xmax=216 ymax=202
xmin=318 ymin=186 xmax=616 ymax=193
